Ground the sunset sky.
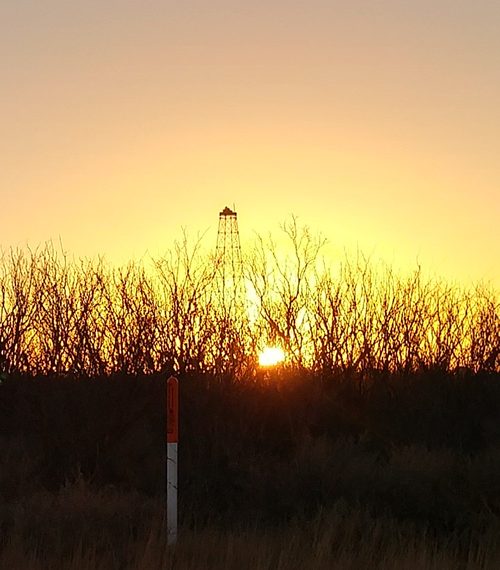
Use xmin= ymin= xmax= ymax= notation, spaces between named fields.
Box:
xmin=2 ymin=0 xmax=499 ymax=285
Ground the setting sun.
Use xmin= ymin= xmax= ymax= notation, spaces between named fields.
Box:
xmin=258 ymin=347 xmax=285 ymax=367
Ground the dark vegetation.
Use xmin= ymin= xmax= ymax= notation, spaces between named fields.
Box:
xmin=2 ymin=370 xmax=500 ymax=567
xmin=0 ymin=223 xmax=499 ymax=567
xmin=2 ymin=370 xmax=500 ymax=523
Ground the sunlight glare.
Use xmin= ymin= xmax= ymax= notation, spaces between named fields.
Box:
xmin=258 ymin=347 xmax=285 ymax=367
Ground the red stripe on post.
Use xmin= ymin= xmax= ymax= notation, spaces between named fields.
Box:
xmin=167 ymin=376 xmax=179 ymax=443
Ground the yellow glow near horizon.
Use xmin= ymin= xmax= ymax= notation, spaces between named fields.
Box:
xmin=1 ymin=2 xmax=499 ymax=288
xmin=258 ymin=347 xmax=285 ymax=368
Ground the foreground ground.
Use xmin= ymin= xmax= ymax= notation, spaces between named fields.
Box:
xmin=2 ymin=490 xmax=500 ymax=569
xmin=1 ymin=370 xmax=500 ymax=568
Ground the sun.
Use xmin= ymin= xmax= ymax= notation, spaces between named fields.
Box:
xmin=258 ymin=347 xmax=285 ymax=367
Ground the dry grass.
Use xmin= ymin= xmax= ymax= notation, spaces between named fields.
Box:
xmin=2 ymin=370 xmax=500 ymax=569
xmin=2 ymin=480 xmax=500 ymax=570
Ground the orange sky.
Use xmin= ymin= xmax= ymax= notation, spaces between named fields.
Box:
xmin=1 ymin=1 xmax=499 ymax=285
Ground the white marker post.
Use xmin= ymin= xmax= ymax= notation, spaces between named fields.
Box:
xmin=166 ymin=376 xmax=178 ymax=545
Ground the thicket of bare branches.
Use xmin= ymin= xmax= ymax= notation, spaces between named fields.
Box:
xmin=0 ymin=222 xmax=498 ymax=378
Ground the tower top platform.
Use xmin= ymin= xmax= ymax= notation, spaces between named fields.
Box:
xmin=219 ymin=206 xmax=237 ymax=217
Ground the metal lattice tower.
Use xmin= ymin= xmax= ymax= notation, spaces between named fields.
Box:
xmin=215 ymin=206 xmax=244 ymax=307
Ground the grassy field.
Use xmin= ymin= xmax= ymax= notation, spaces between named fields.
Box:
xmin=3 ymin=490 xmax=500 ymax=569
xmin=1 ymin=370 xmax=500 ymax=568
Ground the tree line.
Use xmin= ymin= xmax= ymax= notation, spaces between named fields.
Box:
xmin=0 ymin=221 xmax=498 ymax=378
